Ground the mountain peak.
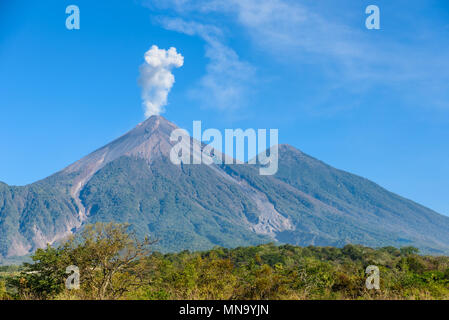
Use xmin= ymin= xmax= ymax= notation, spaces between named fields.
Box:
xmin=126 ymin=115 xmax=177 ymax=139
xmin=137 ymin=115 xmax=172 ymax=131
xmin=60 ymin=115 xmax=179 ymax=222
xmin=64 ymin=115 xmax=179 ymax=175
xmin=3 ymin=116 xmax=449 ymax=258
xmin=278 ymin=144 xmax=303 ymax=154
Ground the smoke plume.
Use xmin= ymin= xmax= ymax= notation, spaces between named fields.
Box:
xmin=138 ymin=45 xmax=184 ymax=117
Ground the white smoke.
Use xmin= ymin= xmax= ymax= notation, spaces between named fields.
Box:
xmin=138 ymin=45 xmax=184 ymax=117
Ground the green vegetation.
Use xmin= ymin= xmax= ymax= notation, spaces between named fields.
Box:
xmin=7 ymin=223 xmax=154 ymax=300
xmin=0 ymin=265 xmax=19 ymax=300
xmin=1 ymin=223 xmax=448 ymax=300
xmin=3 ymin=142 xmax=449 ymax=259
xmin=79 ymin=157 xmax=271 ymax=252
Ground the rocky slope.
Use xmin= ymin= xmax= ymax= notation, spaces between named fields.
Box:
xmin=1 ymin=116 xmax=449 ymax=258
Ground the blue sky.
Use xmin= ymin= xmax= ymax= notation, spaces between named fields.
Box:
xmin=0 ymin=0 xmax=448 ymax=215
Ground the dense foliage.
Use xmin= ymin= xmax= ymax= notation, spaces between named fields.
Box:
xmin=1 ymin=224 xmax=448 ymax=300
xmin=6 ymin=223 xmax=154 ymax=300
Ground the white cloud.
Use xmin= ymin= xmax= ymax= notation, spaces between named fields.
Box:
xmin=138 ymin=45 xmax=184 ymax=118
xmin=145 ymin=0 xmax=449 ymax=110
xmin=158 ymin=17 xmax=255 ymax=110
xmin=149 ymin=0 xmax=369 ymax=78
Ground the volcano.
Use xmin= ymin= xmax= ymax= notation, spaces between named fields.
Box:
xmin=1 ymin=116 xmax=449 ymax=259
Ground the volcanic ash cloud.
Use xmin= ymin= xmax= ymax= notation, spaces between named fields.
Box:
xmin=138 ymin=45 xmax=184 ymax=118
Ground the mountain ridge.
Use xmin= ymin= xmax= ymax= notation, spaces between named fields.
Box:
xmin=1 ymin=116 xmax=449 ymax=259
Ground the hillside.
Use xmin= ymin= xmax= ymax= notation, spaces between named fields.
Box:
xmin=1 ymin=116 xmax=449 ymax=258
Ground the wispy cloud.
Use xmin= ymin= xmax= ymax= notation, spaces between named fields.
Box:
xmin=144 ymin=0 xmax=449 ymax=111
xmin=157 ymin=17 xmax=255 ymax=111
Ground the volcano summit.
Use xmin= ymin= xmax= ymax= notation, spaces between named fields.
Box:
xmin=1 ymin=116 xmax=449 ymax=259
